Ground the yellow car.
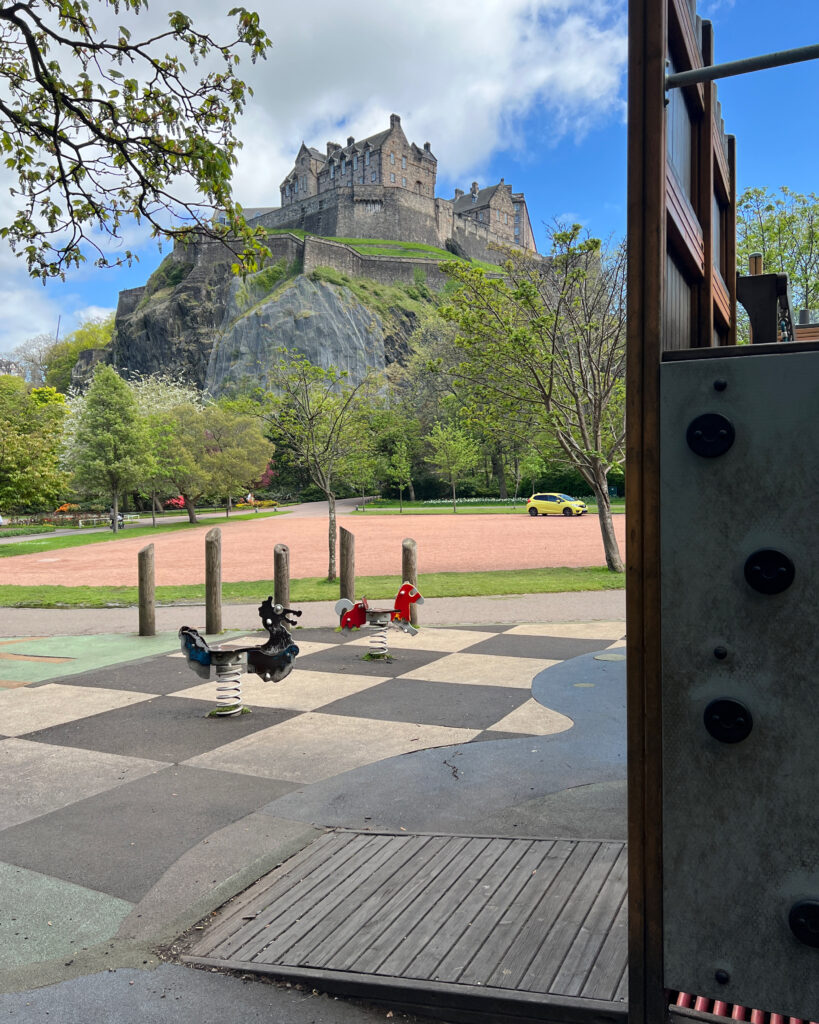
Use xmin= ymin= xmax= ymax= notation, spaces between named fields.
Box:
xmin=526 ymin=492 xmax=588 ymax=517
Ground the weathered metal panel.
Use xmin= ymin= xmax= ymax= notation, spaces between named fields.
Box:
xmin=660 ymin=350 xmax=819 ymax=1020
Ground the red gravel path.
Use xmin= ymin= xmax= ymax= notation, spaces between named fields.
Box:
xmin=0 ymin=513 xmax=627 ymax=587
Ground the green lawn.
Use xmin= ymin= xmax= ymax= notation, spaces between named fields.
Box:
xmin=354 ymin=501 xmax=625 ymax=516
xmin=0 ymin=566 xmax=624 ymax=608
xmin=0 ymin=510 xmax=282 ymax=558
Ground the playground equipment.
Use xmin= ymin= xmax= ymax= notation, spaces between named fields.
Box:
xmin=179 ymin=597 xmax=301 ymax=716
xmin=335 ymin=582 xmax=423 ymax=656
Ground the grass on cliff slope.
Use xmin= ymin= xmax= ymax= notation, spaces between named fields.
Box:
xmin=308 ymin=265 xmax=443 ymax=322
xmin=0 ymin=567 xmax=624 ymax=608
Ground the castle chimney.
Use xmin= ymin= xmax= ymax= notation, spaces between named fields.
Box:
xmin=390 ymin=113 xmax=401 ymax=128
xmin=423 ymin=141 xmax=431 ymax=152
xmin=326 ymin=141 xmax=340 ymax=155
xmin=347 ymin=136 xmax=355 ymax=146
xmin=500 ymin=178 xmax=504 ymax=184
xmin=454 ymin=189 xmax=464 ymax=200
xmin=471 ymin=181 xmax=479 ymax=196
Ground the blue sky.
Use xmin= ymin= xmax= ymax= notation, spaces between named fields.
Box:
xmin=2 ymin=0 xmax=818 ymax=355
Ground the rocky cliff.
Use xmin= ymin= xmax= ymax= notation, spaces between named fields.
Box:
xmin=106 ymin=245 xmax=437 ymax=394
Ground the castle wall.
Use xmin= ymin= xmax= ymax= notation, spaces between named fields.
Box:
xmin=116 ymin=287 xmax=146 ymax=318
xmin=303 ymin=236 xmax=452 ymax=290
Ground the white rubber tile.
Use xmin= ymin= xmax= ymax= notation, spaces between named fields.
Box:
xmin=344 ymin=628 xmax=497 ymax=653
xmin=0 ymin=684 xmax=153 ymax=737
xmin=396 ymin=652 xmax=557 ymax=688
xmin=167 ymin=639 xmax=334 ymax=659
xmin=505 ymin=621 xmax=626 ymax=640
xmin=486 ymin=699 xmax=574 ymax=736
xmin=0 ymin=739 xmax=168 ymax=829
xmin=184 ymin=713 xmax=479 ymax=784
xmin=168 ymin=669 xmax=389 ymax=712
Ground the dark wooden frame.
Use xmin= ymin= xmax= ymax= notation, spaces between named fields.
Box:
xmin=626 ymin=2 xmax=737 ymax=1022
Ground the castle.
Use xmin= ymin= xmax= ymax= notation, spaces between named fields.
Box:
xmin=242 ymin=114 xmax=536 ymax=263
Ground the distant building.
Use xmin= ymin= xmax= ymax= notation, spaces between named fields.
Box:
xmin=245 ymin=114 xmax=536 ymax=263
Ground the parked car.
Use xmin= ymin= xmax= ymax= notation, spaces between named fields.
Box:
xmin=526 ymin=493 xmax=588 ymax=516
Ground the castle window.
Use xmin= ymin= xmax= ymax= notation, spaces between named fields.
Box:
xmin=390 ymin=173 xmax=396 ymax=183
xmin=341 ymin=159 xmax=346 ymax=174
xmin=359 ymin=176 xmax=364 ymax=184
xmin=365 ymin=150 xmax=370 ymax=165
xmin=330 ymin=164 xmax=335 ymax=179
xmin=515 ymin=226 xmax=520 ymax=235
xmin=294 ymin=179 xmax=298 ymax=193
xmin=505 ymin=213 xmax=508 ymax=224
xmin=514 ymin=203 xmax=520 ymax=212
xmin=478 ymin=211 xmax=483 ymax=222
xmin=497 ymin=210 xmax=500 ymax=220
xmin=471 ymin=194 xmax=477 ymax=204
xmin=353 ymin=155 xmax=358 ymax=169
xmin=371 ymin=171 xmax=377 ymax=182
xmin=402 ymin=155 xmax=406 ymax=169
xmin=402 ymin=177 xmax=406 ymax=187
xmin=390 ymin=152 xmax=395 ymax=165
xmin=285 ymin=185 xmax=290 ymax=197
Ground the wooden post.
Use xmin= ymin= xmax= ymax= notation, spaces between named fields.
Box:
xmin=274 ymin=543 xmax=290 ymax=608
xmin=138 ymin=543 xmax=155 ymax=637
xmin=402 ymin=537 xmax=418 ymax=626
xmin=205 ymin=527 xmax=222 ymax=635
xmin=339 ymin=527 xmax=355 ymax=602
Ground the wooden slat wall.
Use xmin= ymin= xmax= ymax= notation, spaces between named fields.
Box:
xmin=626 ymin=3 xmax=738 ymax=1024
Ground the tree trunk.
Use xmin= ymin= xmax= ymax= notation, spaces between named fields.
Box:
xmin=182 ymin=494 xmax=198 ymax=524
xmin=111 ymin=490 xmax=119 ymax=534
xmin=225 ymin=495 xmax=231 ymax=518
xmin=491 ymin=450 xmax=508 ymax=499
xmin=399 ymin=486 xmax=404 ymax=512
xmin=153 ymin=494 xmax=163 ymax=513
xmin=326 ymin=490 xmax=337 ymax=581
xmin=592 ymin=471 xmax=623 ymax=573
xmin=408 ymin=479 xmax=416 ymax=501
xmin=451 ymin=479 xmax=457 ymax=513
xmin=151 ymin=490 xmax=156 ymax=529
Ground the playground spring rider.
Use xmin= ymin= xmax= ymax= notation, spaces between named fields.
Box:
xmin=179 ymin=597 xmax=301 ymax=716
xmin=335 ymin=582 xmax=424 ymax=656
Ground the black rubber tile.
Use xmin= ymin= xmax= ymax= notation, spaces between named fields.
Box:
xmin=0 ymin=766 xmax=299 ymax=903
xmin=292 ymin=626 xmax=358 ymax=646
xmin=58 ymin=655 xmax=209 ymax=694
xmin=315 ymin=678 xmax=530 ymax=730
xmin=464 ymin=634 xmax=619 ymax=662
xmin=21 ymin=697 xmax=300 ymax=763
xmin=295 ymin=642 xmax=444 ymax=678
xmin=469 ymin=730 xmax=537 ymax=743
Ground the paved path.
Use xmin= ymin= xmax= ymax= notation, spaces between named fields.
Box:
xmin=0 ymin=507 xmax=626 ymax=586
xmin=0 ymin=604 xmax=626 ymax=1020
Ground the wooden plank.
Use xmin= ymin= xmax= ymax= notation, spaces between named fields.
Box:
xmin=349 ymin=837 xmax=493 ymax=975
xmin=695 ymin=21 xmax=714 ymax=348
xmin=434 ymin=842 xmax=551 ymax=982
xmin=457 ymin=840 xmax=573 ymax=987
xmin=375 ymin=838 xmax=510 ymax=978
xmin=183 ymin=955 xmax=629 ymax=1024
xmin=726 ymin=134 xmax=738 ymax=345
xmin=713 ymin=270 xmax=730 ymax=327
xmin=625 ymin=1 xmax=667 ymax=1022
xmin=485 ymin=841 xmax=599 ymax=990
xmin=190 ymin=830 xmax=343 ymax=954
xmin=402 ymin=838 xmax=532 ymax=981
xmin=668 ymin=0 xmax=705 ymax=111
xmin=667 ymin=168 xmax=705 ymax=277
xmin=212 ymin=833 xmax=393 ymax=960
xmin=289 ymin=834 xmax=457 ymax=968
xmin=581 ymin=886 xmax=629 ymax=1002
xmin=518 ymin=842 xmax=624 ymax=992
xmin=242 ymin=834 xmax=424 ymax=963
xmin=549 ymin=846 xmax=629 ymax=997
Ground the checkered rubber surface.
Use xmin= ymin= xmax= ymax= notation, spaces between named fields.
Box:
xmin=0 ymin=622 xmax=624 ymax=912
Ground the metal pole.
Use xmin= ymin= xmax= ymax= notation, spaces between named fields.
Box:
xmin=205 ymin=527 xmax=222 ymax=635
xmin=666 ymin=42 xmax=819 ymax=90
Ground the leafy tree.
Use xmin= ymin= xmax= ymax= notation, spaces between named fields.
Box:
xmin=262 ymin=350 xmax=380 ymax=581
xmin=203 ymin=400 xmax=273 ymax=514
xmin=439 ymin=225 xmax=627 ymax=572
xmin=0 ymin=375 xmax=67 ymax=512
xmin=424 ymin=421 xmax=480 ymax=512
xmin=150 ymin=404 xmax=211 ymax=523
xmin=9 ymin=333 xmax=53 ymax=384
xmin=67 ymin=364 xmax=148 ymax=529
xmin=388 ymin=439 xmax=413 ymax=511
xmin=0 ymin=1 xmax=271 ymax=279
xmin=737 ymin=186 xmax=819 ymax=313
xmin=45 ymin=314 xmax=115 ymax=393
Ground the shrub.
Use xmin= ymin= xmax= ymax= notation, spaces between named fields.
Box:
xmin=163 ymin=495 xmax=186 ymax=509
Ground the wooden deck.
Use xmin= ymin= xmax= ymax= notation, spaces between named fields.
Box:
xmin=184 ymin=830 xmax=628 ymax=1024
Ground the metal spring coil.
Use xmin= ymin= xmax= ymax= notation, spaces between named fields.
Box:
xmin=368 ymin=623 xmax=389 ymax=658
xmin=214 ymin=658 xmax=244 ymax=715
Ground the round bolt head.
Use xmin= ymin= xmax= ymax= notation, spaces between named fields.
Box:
xmin=790 ymin=900 xmax=819 ymax=947
xmin=744 ymin=549 xmax=795 ymax=595
xmin=686 ymin=413 xmax=735 ymax=458
xmin=704 ymin=698 xmax=753 ymax=744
